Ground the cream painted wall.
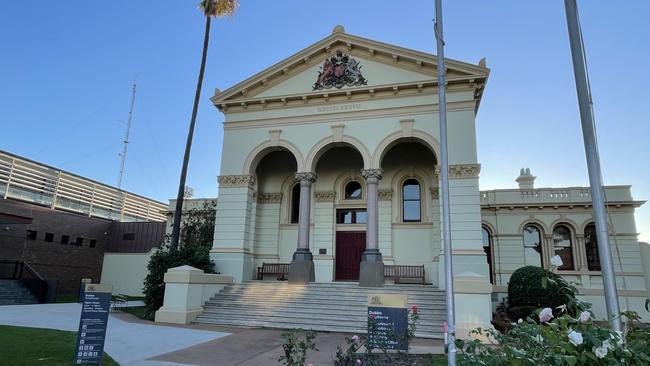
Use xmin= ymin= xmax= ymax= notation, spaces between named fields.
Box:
xmin=100 ymin=250 xmax=154 ymax=296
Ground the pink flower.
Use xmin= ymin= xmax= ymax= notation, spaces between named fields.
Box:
xmin=578 ymin=311 xmax=591 ymax=323
xmin=351 ymin=335 xmax=359 ymax=342
xmin=539 ymin=307 xmax=554 ymax=323
xmin=369 ymin=314 xmax=375 ymax=320
xmin=411 ymin=305 xmax=418 ymax=313
xmin=356 ymin=359 xmax=362 ymax=365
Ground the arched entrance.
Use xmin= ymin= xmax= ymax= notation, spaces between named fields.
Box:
xmin=313 ymin=143 xmax=366 ymax=281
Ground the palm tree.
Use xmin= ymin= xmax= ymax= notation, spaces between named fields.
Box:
xmin=170 ymin=0 xmax=238 ymax=250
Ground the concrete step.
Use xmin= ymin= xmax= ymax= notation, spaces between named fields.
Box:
xmin=0 ymin=280 xmax=38 ymax=305
xmin=194 ymin=281 xmax=446 ymax=339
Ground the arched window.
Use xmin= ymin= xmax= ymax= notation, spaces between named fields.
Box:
xmin=482 ymin=226 xmax=494 ymax=284
xmin=584 ymin=224 xmax=601 ymax=271
xmin=344 ymin=181 xmax=362 ymax=199
xmin=553 ymin=225 xmax=575 ymax=270
xmin=402 ymin=179 xmax=421 ymax=222
xmin=290 ymin=183 xmax=300 ymax=224
xmin=523 ymin=224 xmax=543 ymax=267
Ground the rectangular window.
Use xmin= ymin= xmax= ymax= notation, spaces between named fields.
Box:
xmin=122 ymin=233 xmax=136 ymax=241
xmin=89 ymin=239 xmax=97 ymax=248
xmin=44 ymin=232 xmax=54 ymax=242
xmin=336 ymin=209 xmax=367 ymax=224
xmin=61 ymin=235 xmax=69 ymax=244
xmin=75 ymin=237 xmax=84 ymax=246
xmin=26 ymin=230 xmax=37 ymax=240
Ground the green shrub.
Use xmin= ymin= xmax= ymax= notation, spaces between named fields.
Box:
xmin=508 ymin=265 xmax=588 ymax=319
xmin=142 ymin=200 xmax=217 ymax=320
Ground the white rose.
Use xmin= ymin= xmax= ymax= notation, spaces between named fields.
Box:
xmin=539 ymin=307 xmax=554 ymax=323
xmin=602 ymin=339 xmax=614 ymax=351
xmin=578 ymin=310 xmax=591 ymax=322
xmin=592 ymin=345 xmax=607 ymax=359
xmin=518 ymin=318 xmax=523 ymax=324
xmin=550 ymin=255 xmax=563 ymax=267
xmin=568 ymin=330 xmax=583 ymax=346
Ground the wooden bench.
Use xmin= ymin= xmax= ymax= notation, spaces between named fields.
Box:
xmin=384 ymin=265 xmax=425 ymax=284
xmin=256 ymin=262 xmax=290 ymax=280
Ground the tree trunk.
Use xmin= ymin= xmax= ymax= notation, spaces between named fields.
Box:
xmin=170 ymin=15 xmax=212 ymax=250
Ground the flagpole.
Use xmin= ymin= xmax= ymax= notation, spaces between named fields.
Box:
xmin=434 ymin=0 xmax=457 ymax=363
xmin=563 ymin=0 xmax=621 ymax=332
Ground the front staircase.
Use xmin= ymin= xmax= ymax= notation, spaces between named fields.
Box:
xmin=195 ymin=281 xmax=445 ymax=339
xmin=0 ymin=279 xmax=39 ymax=305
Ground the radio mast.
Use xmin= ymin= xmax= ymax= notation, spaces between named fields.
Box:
xmin=118 ymin=80 xmax=137 ymax=190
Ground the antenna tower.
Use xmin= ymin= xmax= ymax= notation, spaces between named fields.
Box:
xmin=118 ymin=80 xmax=137 ymax=189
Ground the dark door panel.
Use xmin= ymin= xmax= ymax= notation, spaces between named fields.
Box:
xmin=335 ymin=231 xmax=366 ymax=281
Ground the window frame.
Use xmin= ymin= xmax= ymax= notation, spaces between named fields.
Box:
xmin=522 ymin=224 xmax=544 ymax=267
xmin=552 ymin=224 xmax=576 ymax=271
xmin=290 ymin=182 xmax=300 ymax=224
xmin=584 ymin=223 xmax=601 ymax=272
xmin=401 ymin=178 xmax=422 ymax=222
xmin=343 ymin=180 xmax=363 ymax=200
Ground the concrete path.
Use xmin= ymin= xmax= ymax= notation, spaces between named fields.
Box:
xmin=0 ymin=303 xmax=229 ymax=366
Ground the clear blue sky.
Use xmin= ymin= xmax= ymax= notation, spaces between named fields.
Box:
xmin=1 ymin=1 xmax=648 ymax=241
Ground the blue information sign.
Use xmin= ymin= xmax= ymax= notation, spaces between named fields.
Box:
xmin=367 ymin=306 xmax=408 ymax=351
xmin=74 ymin=285 xmax=111 ymax=364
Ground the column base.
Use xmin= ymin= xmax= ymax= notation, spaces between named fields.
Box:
xmin=288 ymin=248 xmax=315 ymax=284
xmin=359 ymin=249 xmax=384 ymax=287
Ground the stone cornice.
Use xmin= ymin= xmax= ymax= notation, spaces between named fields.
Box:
xmin=378 ymin=189 xmax=393 ymax=201
xmin=434 ymin=164 xmax=481 ymax=179
xmin=314 ymin=191 xmax=336 ymax=202
xmin=257 ymin=192 xmax=282 ymax=204
xmin=217 ymin=175 xmax=256 ymax=188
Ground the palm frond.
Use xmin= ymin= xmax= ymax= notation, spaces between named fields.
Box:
xmin=199 ymin=0 xmax=239 ymax=17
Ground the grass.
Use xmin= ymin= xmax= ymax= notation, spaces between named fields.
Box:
xmin=118 ymin=305 xmax=148 ymax=319
xmin=0 ymin=325 xmax=119 ymax=366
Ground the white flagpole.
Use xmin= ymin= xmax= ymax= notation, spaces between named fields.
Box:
xmin=434 ymin=0 xmax=457 ymax=363
xmin=563 ymin=0 xmax=621 ymax=332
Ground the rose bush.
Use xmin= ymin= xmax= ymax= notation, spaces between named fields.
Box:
xmin=456 ymin=308 xmax=650 ymax=366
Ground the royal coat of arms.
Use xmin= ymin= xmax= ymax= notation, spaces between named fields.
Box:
xmin=313 ymin=51 xmax=368 ymax=90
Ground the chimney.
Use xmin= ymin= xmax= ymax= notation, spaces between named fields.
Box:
xmin=516 ymin=168 xmax=536 ymax=189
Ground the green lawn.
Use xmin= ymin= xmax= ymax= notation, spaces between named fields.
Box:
xmin=118 ymin=305 xmax=148 ymax=319
xmin=0 ymin=325 xmax=119 ymax=366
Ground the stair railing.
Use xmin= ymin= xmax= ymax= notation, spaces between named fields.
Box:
xmin=0 ymin=260 xmax=48 ymax=303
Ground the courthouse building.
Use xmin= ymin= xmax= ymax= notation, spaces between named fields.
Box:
xmin=158 ymin=26 xmax=649 ymax=334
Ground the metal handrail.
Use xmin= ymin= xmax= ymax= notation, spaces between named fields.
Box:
xmin=0 ymin=260 xmax=48 ymax=302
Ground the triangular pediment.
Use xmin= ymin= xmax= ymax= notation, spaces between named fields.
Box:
xmin=211 ymin=27 xmax=489 ymax=111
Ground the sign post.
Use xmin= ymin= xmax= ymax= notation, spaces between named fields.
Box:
xmin=74 ymin=283 xmax=112 ymax=364
xmin=367 ymin=294 xmax=409 ymax=351
xmin=78 ymin=278 xmax=92 ymax=302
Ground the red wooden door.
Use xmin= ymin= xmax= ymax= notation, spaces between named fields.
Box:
xmin=335 ymin=231 xmax=366 ymax=281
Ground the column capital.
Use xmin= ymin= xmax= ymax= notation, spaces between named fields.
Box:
xmin=295 ymin=172 xmax=317 ymax=185
xmin=361 ymin=168 xmax=383 ymax=183
xmin=217 ymin=175 xmax=256 ymax=188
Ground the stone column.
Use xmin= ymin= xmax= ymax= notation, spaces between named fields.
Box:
xmin=359 ymin=168 xmax=384 ymax=287
xmin=288 ymin=172 xmax=317 ymax=284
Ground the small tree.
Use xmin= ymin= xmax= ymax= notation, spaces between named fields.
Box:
xmin=143 ymin=200 xmax=217 ymax=319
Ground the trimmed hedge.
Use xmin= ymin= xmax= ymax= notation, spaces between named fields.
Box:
xmin=508 ymin=266 xmax=574 ymax=317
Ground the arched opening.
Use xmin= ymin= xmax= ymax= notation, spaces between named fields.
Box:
xmin=344 ymin=181 xmax=362 ymax=200
xmin=584 ymin=224 xmax=601 ymax=271
xmin=523 ymin=224 xmax=543 ymax=267
xmin=552 ymin=224 xmax=575 ymax=270
xmin=290 ymin=183 xmax=300 ymax=224
xmin=253 ymin=148 xmax=298 ymax=224
xmin=381 ymin=139 xmax=437 ymax=223
xmin=482 ymin=226 xmax=494 ymax=284
xmin=313 ymin=144 xmax=366 ymax=281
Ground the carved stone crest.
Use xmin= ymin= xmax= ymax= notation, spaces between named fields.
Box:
xmin=313 ymin=50 xmax=367 ymax=90
xmin=378 ymin=190 xmax=393 ymax=201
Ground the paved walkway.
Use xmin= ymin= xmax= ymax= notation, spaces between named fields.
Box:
xmin=0 ymin=303 xmax=444 ymax=365
xmin=0 ymin=303 xmax=228 ymax=365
